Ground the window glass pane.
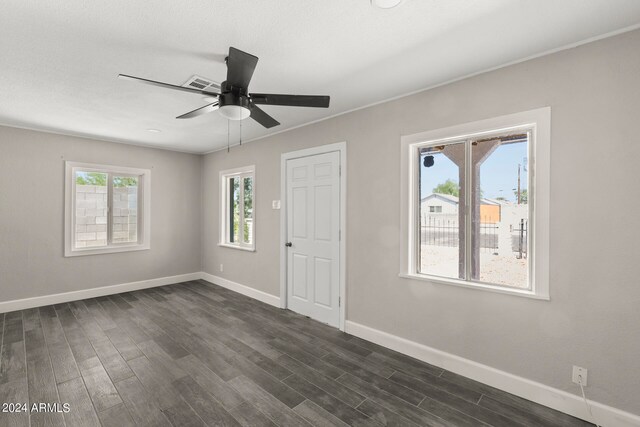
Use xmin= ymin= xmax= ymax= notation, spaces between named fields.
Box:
xmin=112 ymin=176 xmax=139 ymax=244
xmin=229 ymin=177 xmax=240 ymax=243
xmin=74 ymin=171 xmax=108 ymax=248
xmin=243 ymin=176 xmax=253 ymax=244
xmin=419 ymin=141 xmax=466 ymax=279
xmin=472 ymin=134 xmax=529 ymax=288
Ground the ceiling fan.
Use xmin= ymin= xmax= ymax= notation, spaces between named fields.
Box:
xmin=118 ymin=47 xmax=330 ymax=129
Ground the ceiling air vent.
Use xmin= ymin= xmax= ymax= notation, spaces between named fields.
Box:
xmin=182 ymin=75 xmax=220 ymax=92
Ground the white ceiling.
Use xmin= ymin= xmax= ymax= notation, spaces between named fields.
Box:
xmin=1 ymin=0 xmax=640 ymax=154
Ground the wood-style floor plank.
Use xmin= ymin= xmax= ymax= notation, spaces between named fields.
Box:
xmin=58 ymin=377 xmax=101 ymax=427
xmin=24 ymin=314 xmax=65 ymax=427
xmin=81 ymin=364 xmax=123 ymax=413
xmin=229 ymin=401 xmax=278 ymax=427
xmin=97 ymin=402 xmax=136 ymax=427
xmin=0 ymin=312 xmax=26 ymax=385
xmin=229 ymin=375 xmax=312 ymax=426
xmin=39 ymin=307 xmax=81 ymax=384
xmin=283 ymin=374 xmax=372 ymax=426
xmin=294 ymin=399 xmax=351 ymax=427
xmin=176 ymin=354 xmax=246 ymax=410
xmin=114 ymin=375 xmax=172 ymax=426
xmin=0 ymin=379 xmax=30 ymax=427
xmin=0 ymin=281 xmax=594 ymax=427
xmin=173 ymin=375 xmax=242 ymax=426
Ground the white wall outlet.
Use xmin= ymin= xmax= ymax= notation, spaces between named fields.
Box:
xmin=572 ymin=366 xmax=588 ymax=386
xmin=272 ymin=200 xmax=281 ymax=210
xmin=219 ymin=264 xmax=224 ymax=272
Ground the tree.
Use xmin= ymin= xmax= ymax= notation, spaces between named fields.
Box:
xmin=433 ymin=179 xmax=459 ymax=197
xmin=243 ymin=177 xmax=253 ymax=243
xmin=75 ymin=172 xmax=137 ymax=187
xmin=514 ymin=189 xmax=528 ymax=204
xmin=75 ymin=172 xmax=106 ymax=186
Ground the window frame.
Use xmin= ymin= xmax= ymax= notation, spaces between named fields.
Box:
xmin=64 ymin=161 xmax=151 ymax=257
xmin=219 ymin=165 xmax=256 ymax=252
xmin=400 ymin=108 xmax=550 ymax=299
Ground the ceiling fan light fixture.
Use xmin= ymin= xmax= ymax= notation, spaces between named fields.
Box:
xmin=219 ymin=104 xmax=251 ymax=121
xmin=371 ymin=0 xmax=403 ymax=8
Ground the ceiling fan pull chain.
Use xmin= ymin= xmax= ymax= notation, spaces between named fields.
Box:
xmin=227 ymin=119 xmax=230 ymax=153
xmin=240 ymin=120 xmax=242 ymax=146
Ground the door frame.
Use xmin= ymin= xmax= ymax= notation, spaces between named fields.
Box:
xmin=279 ymin=141 xmax=347 ymax=331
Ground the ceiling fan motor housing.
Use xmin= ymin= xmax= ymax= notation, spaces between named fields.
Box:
xmin=219 ymin=81 xmax=251 ymax=108
xmin=218 ymin=81 xmax=252 ymax=120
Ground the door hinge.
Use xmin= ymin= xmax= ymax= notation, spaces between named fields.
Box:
xmin=339 ymin=230 xmax=341 ymax=241
xmin=339 ymin=165 xmax=342 ymax=176
xmin=339 ymin=297 xmax=341 ymax=307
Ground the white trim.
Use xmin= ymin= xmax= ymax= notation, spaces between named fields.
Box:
xmin=345 ymin=320 xmax=640 ymax=427
xmin=398 ymin=273 xmax=549 ymax=300
xmin=217 ymin=243 xmax=256 ymax=252
xmin=0 ymin=273 xmax=200 ymax=313
xmin=199 ymin=272 xmax=280 ymax=307
xmin=280 ymin=141 xmax=347 ymax=331
xmin=219 ymin=165 xmax=256 ymax=251
xmin=64 ymin=161 xmax=151 ymax=257
xmin=400 ymin=107 xmax=550 ymax=299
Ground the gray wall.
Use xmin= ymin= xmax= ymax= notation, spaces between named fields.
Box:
xmin=0 ymin=126 xmax=202 ymax=301
xmin=202 ymin=29 xmax=640 ymax=413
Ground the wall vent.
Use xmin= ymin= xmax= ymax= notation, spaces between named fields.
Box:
xmin=182 ymin=75 xmax=220 ymax=92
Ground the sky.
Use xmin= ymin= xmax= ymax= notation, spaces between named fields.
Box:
xmin=420 ymin=140 xmax=528 ymax=201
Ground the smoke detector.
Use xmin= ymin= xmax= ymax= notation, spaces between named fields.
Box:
xmin=371 ymin=0 xmax=403 ymax=8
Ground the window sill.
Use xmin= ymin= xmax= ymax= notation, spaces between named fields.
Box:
xmin=399 ymin=273 xmax=549 ymax=300
xmin=218 ymin=243 xmax=256 ymax=252
xmin=65 ymin=243 xmax=150 ymax=257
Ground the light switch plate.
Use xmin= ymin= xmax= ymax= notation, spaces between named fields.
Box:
xmin=272 ymin=200 xmax=281 ymax=210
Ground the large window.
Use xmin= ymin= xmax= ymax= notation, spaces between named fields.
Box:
xmin=401 ymin=108 xmax=550 ymax=299
xmin=65 ymin=162 xmax=151 ymax=257
xmin=219 ymin=165 xmax=255 ymax=251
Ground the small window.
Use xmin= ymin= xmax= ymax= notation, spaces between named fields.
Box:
xmin=65 ymin=162 xmax=150 ymax=257
xmin=401 ymin=108 xmax=550 ymax=299
xmin=219 ymin=166 xmax=255 ymax=251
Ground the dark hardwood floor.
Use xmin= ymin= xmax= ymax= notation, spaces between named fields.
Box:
xmin=0 ymin=280 xmax=592 ymax=426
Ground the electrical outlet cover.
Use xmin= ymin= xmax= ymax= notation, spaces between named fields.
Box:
xmin=572 ymin=366 xmax=588 ymax=386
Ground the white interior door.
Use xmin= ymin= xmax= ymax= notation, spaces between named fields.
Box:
xmin=286 ymin=151 xmax=340 ymax=327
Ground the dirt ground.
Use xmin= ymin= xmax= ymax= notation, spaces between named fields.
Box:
xmin=420 ymin=245 xmax=528 ymax=288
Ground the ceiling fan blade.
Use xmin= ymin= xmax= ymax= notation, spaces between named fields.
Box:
xmin=118 ymin=74 xmax=219 ymax=96
xmin=250 ymin=104 xmax=280 ymax=129
xmin=250 ymin=93 xmax=330 ymax=108
xmin=176 ymin=102 xmax=219 ymax=119
xmin=226 ymin=47 xmax=259 ymax=90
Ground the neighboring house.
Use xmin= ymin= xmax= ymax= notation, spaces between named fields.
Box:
xmin=421 ymin=193 xmax=501 ymax=223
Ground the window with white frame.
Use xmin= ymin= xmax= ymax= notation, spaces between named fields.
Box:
xmin=219 ymin=165 xmax=255 ymax=251
xmin=401 ymin=108 xmax=550 ymax=299
xmin=65 ymin=162 xmax=151 ymax=257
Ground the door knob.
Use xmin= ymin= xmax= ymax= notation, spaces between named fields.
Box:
xmin=285 ymin=242 xmax=292 ymax=247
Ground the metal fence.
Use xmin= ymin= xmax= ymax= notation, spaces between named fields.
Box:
xmin=420 ymin=215 xmax=528 ymax=253
xmin=420 ymin=215 xmax=498 ymax=250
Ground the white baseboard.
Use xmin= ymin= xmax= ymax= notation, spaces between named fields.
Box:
xmin=199 ymin=272 xmax=281 ymax=307
xmin=0 ymin=272 xmax=201 ymax=313
xmin=346 ymin=321 xmax=640 ymax=427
